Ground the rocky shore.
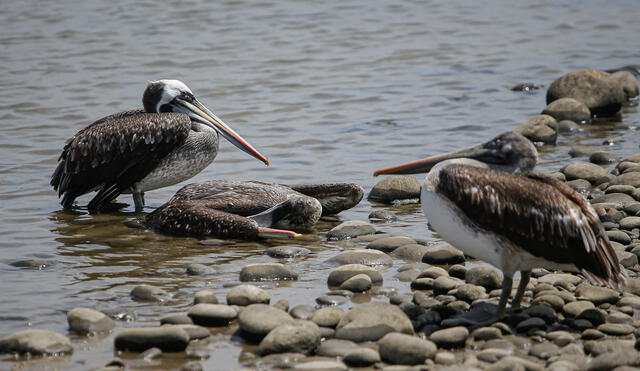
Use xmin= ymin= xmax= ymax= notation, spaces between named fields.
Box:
xmin=2 ymin=70 xmax=640 ymax=370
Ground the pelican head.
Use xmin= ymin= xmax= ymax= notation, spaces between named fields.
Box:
xmin=143 ymin=79 xmax=269 ymax=165
xmin=374 ymin=131 xmax=538 ymax=176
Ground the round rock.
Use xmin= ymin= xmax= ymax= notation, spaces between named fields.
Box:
xmin=0 ymin=329 xmax=72 ymax=356
xmin=546 ymin=70 xmax=625 ymax=116
xmin=368 ymin=209 xmax=397 ymax=221
xmin=310 ymin=307 xmax=344 ymax=328
xmin=238 ymin=304 xmax=295 ymax=338
xmin=465 ymin=267 xmax=502 ymax=290
xmin=368 ymin=175 xmax=422 ymax=203
xmin=590 ymin=151 xmax=618 ymax=165
xmin=327 ymin=249 xmax=392 ymax=266
xmin=193 ymin=290 xmax=218 ymax=305
xmin=575 ymin=283 xmax=619 ymax=304
xmin=513 ymin=114 xmax=558 ymax=144
xmin=542 ymin=97 xmax=591 ymax=123
xmin=327 ymin=221 xmax=376 ymax=240
xmin=339 ymin=273 xmax=372 ymax=292
xmin=561 ymin=162 xmax=608 ymax=183
xmin=239 ymin=263 xmax=298 ymax=282
xmin=557 ymin=120 xmax=581 ymax=133
xmin=188 ymin=304 xmax=237 ymax=327
xmin=422 ymin=244 xmax=465 ymax=265
xmin=335 ymin=302 xmax=413 ymax=342
xmin=130 ymin=284 xmax=169 ymax=302
xmin=257 ymin=321 xmax=321 ymax=355
xmin=378 ymin=332 xmax=437 ymax=365
xmin=612 ymin=70 xmax=639 ymax=99
xmin=343 ymin=347 xmax=380 ymax=367
xmin=366 ymin=236 xmax=416 ymax=253
xmin=327 ymin=264 xmax=383 ymax=287
xmin=114 ymin=327 xmax=190 ymax=352
xmin=67 ymin=307 xmax=115 ymax=335
xmin=227 ymin=284 xmax=270 ymax=306
xmin=391 ymin=244 xmax=431 ymax=261
xmin=429 ymin=326 xmax=469 ymax=349
xmin=265 ymin=246 xmax=311 ymax=258
xmin=185 ymin=263 xmax=214 ymax=276
xmin=315 ymin=339 xmax=359 ymax=357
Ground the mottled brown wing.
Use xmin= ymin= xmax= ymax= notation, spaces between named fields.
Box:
xmin=287 ymin=183 xmax=364 ymax=215
xmin=437 ymin=165 xmax=624 ymax=286
xmin=51 ymin=110 xmax=191 ymax=210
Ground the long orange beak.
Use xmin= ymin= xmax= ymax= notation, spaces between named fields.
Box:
xmin=373 ymin=145 xmax=487 ymax=176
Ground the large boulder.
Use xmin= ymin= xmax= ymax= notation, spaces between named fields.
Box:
xmin=546 ymin=70 xmax=625 ymax=116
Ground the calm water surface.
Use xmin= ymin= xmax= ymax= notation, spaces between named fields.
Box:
xmin=1 ymin=0 xmax=639 ymax=369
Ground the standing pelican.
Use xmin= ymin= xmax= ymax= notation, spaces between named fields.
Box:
xmin=51 ymin=80 xmax=269 ymax=212
xmin=374 ymin=132 xmax=625 ymax=321
xmin=145 ymin=181 xmax=364 ymax=240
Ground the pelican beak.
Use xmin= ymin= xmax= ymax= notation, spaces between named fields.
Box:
xmin=176 ymin=98 xmax=269 ymax=166
xmin=373 ymin=145 xmax=488 ymax=176
xmin=258 ymin=227 xmax=302 ymax=239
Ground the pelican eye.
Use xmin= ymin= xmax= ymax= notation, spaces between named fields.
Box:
xmin=179 ymin=92 xmax=195 ymax=102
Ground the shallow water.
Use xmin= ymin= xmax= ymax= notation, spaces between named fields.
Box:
xmin=1 ymin=0 xmax=639 ymax=369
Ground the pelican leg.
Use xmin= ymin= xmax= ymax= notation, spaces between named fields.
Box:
xmin=497 ymin=275 xmax=513 ymax=319
xmin=133 ymin=192 xmax=145 ymax=212
xmin=511 ymin=270 xmax=531 ymax=311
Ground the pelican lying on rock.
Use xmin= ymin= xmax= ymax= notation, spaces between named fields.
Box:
xmin=145 ymin=181 xmax=364 ymax=239
xmin=374 ymin=132 xmax=626 ymax=322
xmin=51 ymin=80 xmax=269 ymax=212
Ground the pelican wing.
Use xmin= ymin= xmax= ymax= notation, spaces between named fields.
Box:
xmin=437 ymin=165 xmax=625 ymax=287
xmin=51 ymin=110 xmax=191 ymax=210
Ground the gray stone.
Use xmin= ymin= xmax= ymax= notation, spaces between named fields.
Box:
xmin=466 ymin=267 xmax=503 ymax=290
xmin=592 ymin=192 xmax=636 ymax=206
xmin=516 ymin=317 xmax=546 ymax=332
xmin=342 ymin=347 xmax=380 ymax=367
xmin=433 ymin=276 xmax=464 ymax=294
xmin=240 ymin=263 xmax=298 ymax=282
xmin=610 ymin=172 xmax=640 ymax=188
xmin=514 ymin=114 xmax=558 ymax=144
xmin=529 ymin=342 xmax=560 ymax=360
xmin=185 ymin=263 xmax=214 ymax=276
xmin=584 ymin=339 xmax=636 ymax=356
xmin=114 ymin=327 xmax=190 ymax=352
xmin=310 ymin=307 xmax=344 ymax=328
xmin=620 ymin=216 xmax=640 ymax=230
xmin=130 ymin=284 xmax=169 ymax=302
xmin=582 ymin=329 xmax=605 ymax=340
xmin=227 ymin=284 xmax=270 ymax=306
xmin=193 ymin=290 xmax=218 ymax=305
xmin=368 ymin=209 xmax=397 ymax=221
xmin=0 ymin=329 xmax=73 ymax=355
xmin=489 ymin=355 xmax=545 ymax=371
xmin=315 ymin=339 xmax=359 ymax=357
xmin=575 ymin=283 xmax=619 ymax=304
xmin=273 ymin=299 xmax=289 ymax=312
xmin=339 ymin=273 xmax=372 ymax=292
xmin=327 ymin=221 xmax=376 ymax=240
xmin=542 ymin=97 xmax=591 ymax=123
xmin=587 ymin=349 xmax=640 ymax=371
xmin=472 ymin=326 xmax=502 ymax=341
xmin=290 ymin=304 xmax=315 ymax=320
xmin=606 ymin=311 xmax=632 ymax=324
xmin=562 ymin=162 xmax=608 ymax=183
xmin=429 ymin=326 xmax=469 ymax=349
xmin=567 ymin=179 xmax=592 ymax=193
xmin=316 ymin=295 xmax=348 ymax=306
xmin=607 ymin=230 xmax=632 ymax=245
xmin=391 ymin=244 xmax=430 ymax=261
xmin=67 ymin=307 xmax=115 ymax=335
xmin=590 ymin=151 xmax=618 ymax=165
xmin=547 ymin=70 xmax=625 ymax=116
xmin=160 ymin=314 xmax=193 ymax=325
xmin=188 ymin=304 xmax=237 ymax=327
xmin=538 ymin=273 xmax=582 ymax=286
xmin=138 ymin=347 xmax=162 ymax=360
xmin=378 ymin=332 xmax=437 ymax=364
xmin=524 ymin=305 xmax=557 ymax=324
xmin=557 ymin=120 xmax=581 ymax=133
xmin=422 ymin=244 xmax=465 ymax=265
xmin=612 ymin=70 xmax=639 ymax=99
xmin=327 ymin=249 xmax=392 ymax=266
xmin=238 ymin=304 xmax=295 ymax=338
xmin=265 ymin=246 xmax=310 ymax=258
xmin=168 ymin=324 xmax=210 ymax=340
xmin=327 ymin=264 xmax=383 ymax=287
xmin=563 ymin=301 xmax=595 ymax=317
xmin=366 ymin=236 xmax=416 ymax=253
xmin=369 ymin=175 xmax=422 ymax=203
xmin=597 ymin=323 xmax=634 ymax=336
xmin=257 ymin=320 xmax=321 ymax=355
xmin=336 ymin=302 xmax=413 ymax=342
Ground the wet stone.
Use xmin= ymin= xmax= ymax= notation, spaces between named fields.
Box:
xmin=327 ymin=249 xmax=392 ymax=266
xmin=557 ymin=120 xmax=581 ymax=133
xmin=193 ymin=290 xmax=218 ymax=305
xmin=316 ymin=295 xmax=348 ymax=306
xmin=169 ymin=325 xmax=210 ymax=341
xmin=368 ymin=209 xmax=397 ymax=222
xmin=366 ymin=236 xmax=416 ymax=253
xmin=326 ymin=221 xmax=376 ymax=240
xmin=327 ymin=264 xmax=383 ymax=287
xmin=546 ymin=70 xmax=625 ymax=116
xmin=227 ymin=284 xmax=270 ymax=306
xmin=590 ymin=151 xmax=618 ymax=165
xmin=472 ymin=326 xmax=502 ymax=341
xmin=611 ymin=172 xmax=640 ymax=188
xmin=138 ymin=346 xmax=162 ymax=360
xmin=607 ymin=311 xmax=632 ymax=324
xmin=593 ymin=192 xmax=636 ymax=206
xmin=240 ymin=263 xmax=298 ymax=282
xmin=524 ymin=305 xmax=557 ymax=324
xmin=561 ymin=162 xmax=608 ymax=183
xmin=130 ymin=284 xmax=169 ymax=302
xmin=67 ymin=307 xmax=115 ymax=335
xmin=514 ymin=114 xmax=558 ymax=144
xmin=607 ymin=230 xmax=631 ymax=245
xmin=343 ymin=347 xmax=380 ymax=367
xmin=567 ymin=179 xmax=592 ymax=193
xmin=188 ymin=304 xmax=237 ymax=327
xmin=575 ymin=283 xmax=619 ymax=304
xmin=114 ymin=327 xmax=190 ymax=352
xmin=368 ymin=175 xmax=422 ymax=203
xmin=448 ymin=264 xmax=467 ymax=279
xmin=422 ymin=244 xmax=465 ymax=265
xmin=185 ymin=263 xmax=214 ymax=276
xmin=577 ymin=308 xmax=605 ymax=326
xmin=103 ymin=307 xmax=136 ymax=322
xmin=613 ymin=70 xmax=640 ymax=99
xmin=0 ymin=329 xmax=73 ymax=356
xmin=530 ymin=342 xmax=560 ymax=360
xmin=290 ymin=304 xmax=315 ymax=320
xmin=273 ymin=299 xmax=289 ymax=312
xmin=339 ymin=273 xmax=372 ymax=292
xmin=378 ymin=332 xmax=437 ymax=365
xmin=310 ymin=307 xmax=344 ymax=328
xmin=257 ymin=321 xmax=321 ymax=356
xmin=465 ymin=267 xmax=502 ymax=290
xmin=315 ymin=339 xmax=358 ymax=357
xmin=410 ymin=277 xmax=434 ymax=290
xmin=265 ymin=246 xmax=311 ymax=258
xmin=516 ymin=317 xmax=547 ymax=332
xmin=238 ymin=304 xmax=295 ymax=338
xmin=391 ymin=244 xmax=430 ymax=262
xmin=429 ymin=326 xmax=469 ymax=349
xmin=336 ymin=302 xmax=413 ymax=342
xmin=598 ymin=323 xmax=634 ymax=336
xmin=160 ymin=314 xmax=193 ymax=325
xmin=542 ymin=97 xmax=591 ymax=123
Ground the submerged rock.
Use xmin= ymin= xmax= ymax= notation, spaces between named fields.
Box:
xmin=239 ymin=263 xmax=298 ymax=282
xmin=67 ymin=307 xmax=115 ymax=335
xmin=227 ymin=284 xmax=270 ymax=306
xmin=114 ymin=327 xmax=190 ymax=352
xmin=326 ymin=221 xmax=376 ymax=240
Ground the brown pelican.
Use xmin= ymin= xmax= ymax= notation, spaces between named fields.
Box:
xmin=51 ymin=80 xmax=269 ymax=212
xmin=145 ymin=181 xmax=364 ymax=239
xmin=374 ymin=132 xmax=626 ymax=321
